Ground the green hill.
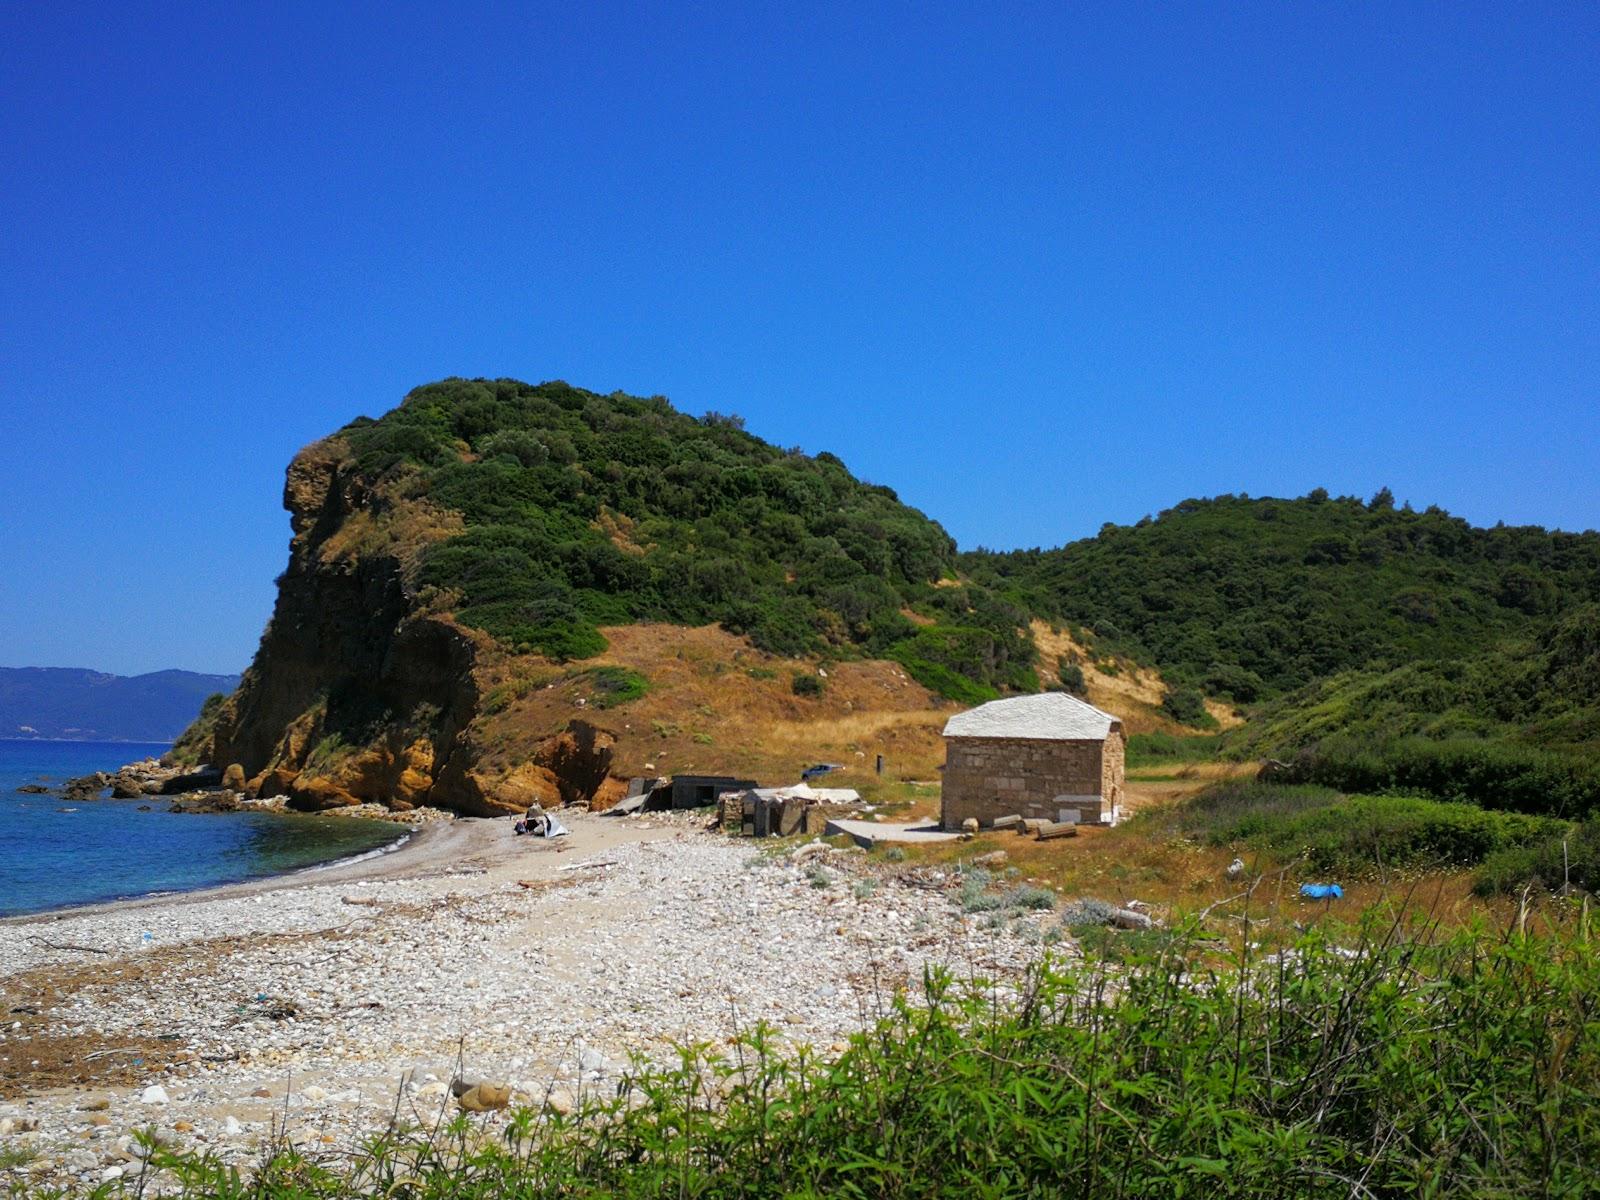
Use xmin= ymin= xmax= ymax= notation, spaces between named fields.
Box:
xmin=337 ymin=377 xmax=1036 ymax=699
xmin=962 ymin=491 xmax=1600 ymax=700
xmin=1235 ymin=604 xmax=1600 ymax=757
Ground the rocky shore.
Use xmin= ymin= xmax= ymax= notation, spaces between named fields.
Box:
xmin=55 ymin=758 xmax=453 ymax=825
xmin=0 ymin=810 xmax=1054 ymax=1192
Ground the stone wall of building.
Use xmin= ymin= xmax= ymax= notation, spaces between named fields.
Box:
xmin=1100 ymin=730 xmax=1126 ymax=819
xmin=940 ymin=736 xmax=1108 ymax=829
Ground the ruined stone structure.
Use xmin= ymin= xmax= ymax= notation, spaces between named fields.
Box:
xmin=939 ymin=693 xmax=1125 ymax=830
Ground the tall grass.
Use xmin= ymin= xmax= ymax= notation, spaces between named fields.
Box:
xmin=1179 ymin=782 xmax=1565 ymax=877
xmin=1278 ymin=737 xmax=1600 ymax=819
xmin=1126 ymin=731 xmax=1221 ymax=767
xmin=50 ymin=912 xmax=1600 ymax=1198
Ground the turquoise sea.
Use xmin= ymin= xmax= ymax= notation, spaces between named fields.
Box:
xmin=0 ymin=740 xmax=404 ymax=917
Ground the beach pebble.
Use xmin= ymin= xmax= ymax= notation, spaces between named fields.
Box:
xmin=0 ymin=807 xmax=1048 ymax=1188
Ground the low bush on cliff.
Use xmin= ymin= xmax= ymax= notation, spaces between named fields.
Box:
xmin=336 ymin=378 xmax=1034 ymax=698
xmin=87 ymin=919 xmax=1600 ymax=1199
xmin=578 ymin=666 xmax=649 ymax=709
xmin=168 ymin=692 xmax=227 ymax=766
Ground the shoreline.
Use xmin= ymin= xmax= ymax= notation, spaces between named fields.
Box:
xmin=0 ymin=817 xmax=433 ymax=927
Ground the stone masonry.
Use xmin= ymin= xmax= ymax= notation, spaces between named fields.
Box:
xmin=940 ymin=733 xmax=1125 ymax=830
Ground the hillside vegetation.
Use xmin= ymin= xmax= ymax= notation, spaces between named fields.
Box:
xmin=964 ymin=490 xmax=1600 ymax=700
xmin=1226 ymin=604 xmax=1600 ymax=817
xmin=343 ymin=378 xmax=1036 ymax=700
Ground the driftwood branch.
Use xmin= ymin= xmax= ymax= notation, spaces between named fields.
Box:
xmin=28 ymin=936 xmax=111 ymax=955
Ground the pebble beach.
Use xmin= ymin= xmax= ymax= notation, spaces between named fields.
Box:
xmin=0 ymin=809 xmax=1047 ymax=1191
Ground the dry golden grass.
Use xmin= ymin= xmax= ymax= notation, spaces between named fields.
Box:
xmin=885 ymin=818 xmax=1512 ymax=944
xmin=469 ymin=624 xmax=958 ymax=790
xmin=1028 ymin=620 xmax=1242 ymax=733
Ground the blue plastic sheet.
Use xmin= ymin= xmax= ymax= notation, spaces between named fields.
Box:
xmin=1300 ymin=883 xmax=1344 ymax=900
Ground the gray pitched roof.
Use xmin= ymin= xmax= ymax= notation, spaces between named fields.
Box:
xmin=942 ymin=692 xmax=1120 ymax=742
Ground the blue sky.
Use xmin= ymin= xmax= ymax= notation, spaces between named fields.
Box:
xmin=2 ymin=2 xmax=1597 ymax=675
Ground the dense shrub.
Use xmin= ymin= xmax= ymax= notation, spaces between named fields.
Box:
xmin=1160 ymin=686 xmax=1213 ymax=727
xmin=580 ymin=666 xmax=649 ymax=709
xmin=1277 ymin=738 xmax=1600 ymax=819
xmin=1126 ymin=731 xmax=1221 ymax=766
xmin=1475 ymin=817 xmax=1600 ymax=895
xmin=962 ymin=492 xmax=1600 ymax=697
xmin=887 ymin=624 xmax=1037 ymax=704
xmin=790 ymin=673 xmax=823 ymax=698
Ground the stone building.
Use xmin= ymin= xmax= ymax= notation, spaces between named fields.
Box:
xmin=939 ymin=693 xmax=1125 ymax=830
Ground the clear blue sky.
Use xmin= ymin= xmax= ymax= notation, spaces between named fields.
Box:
xmin=2 ymin=2 xmax=1597 ymax=675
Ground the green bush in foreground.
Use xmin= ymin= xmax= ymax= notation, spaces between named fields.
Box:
xmin=63 ymin=919 xmax=1600 ymax=1199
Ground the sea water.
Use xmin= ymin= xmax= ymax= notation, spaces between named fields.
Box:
xmin=0 ymin=740 xmax=403 ymax=917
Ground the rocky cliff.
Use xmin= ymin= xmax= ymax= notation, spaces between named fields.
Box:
xmin=204 ymin=438 xmax=627 ymax=816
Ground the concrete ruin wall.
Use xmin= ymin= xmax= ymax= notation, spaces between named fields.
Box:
xmin=940 ymin=736 xmax=1109 ymax=829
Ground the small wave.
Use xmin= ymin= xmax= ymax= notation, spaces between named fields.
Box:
xmin=299 ymin=828 xmax=414 ymax=873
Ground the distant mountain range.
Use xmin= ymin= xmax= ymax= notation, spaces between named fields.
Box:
xmin=0 ymin=667 xmax=241 ymax=743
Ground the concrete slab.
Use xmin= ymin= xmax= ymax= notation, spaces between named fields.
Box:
xmin=825 ymin=818 xmax=962 ymax=849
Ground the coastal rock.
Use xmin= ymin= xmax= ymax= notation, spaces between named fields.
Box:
xmin=252 ymin=767 xmax=299 ymax=799
xmin=475 ymin=764 xmax=562 ymax=812
xmin=63 ymin=773 xmax=110 ymax=801
xmin=288 ymin=776 xmax=361 ymax=810
xmin=168 ymin=790 xmax=243 ymax=814
xmin=16 ymin=783 xmax=50 ymax=794
xmin=160 ymin=767 xmax=223 ymax=795
xmin=221 ymin=763 xmax=247 ymax=790
xmin=110 ymin=772 xmax=146 ymax=798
